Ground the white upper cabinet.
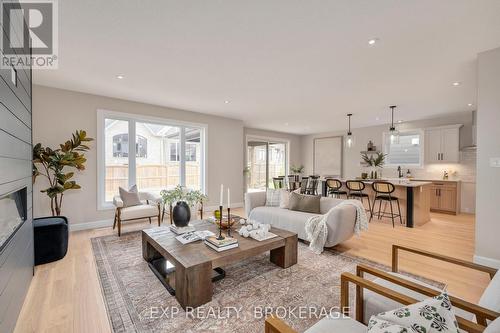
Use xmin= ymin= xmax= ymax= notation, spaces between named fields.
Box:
xmin=425 ymin=125 xmax=462 ymax=163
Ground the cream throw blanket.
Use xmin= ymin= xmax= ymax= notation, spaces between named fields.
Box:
xmin=305 ymin=200 xmax=369 ymax=254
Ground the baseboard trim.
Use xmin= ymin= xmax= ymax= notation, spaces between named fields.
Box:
xmin=68 ymin=202 xmax=245 ymax=232
xmin=473 ymin=255 xmax=500 ymax=269
xmin=69 ymin=219 xmax=113 ymax=232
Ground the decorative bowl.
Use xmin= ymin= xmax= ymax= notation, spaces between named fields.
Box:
xmin=215 ymin=217 xmax=237 ymax=230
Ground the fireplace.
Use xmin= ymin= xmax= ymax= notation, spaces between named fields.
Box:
xmin=0 ymin=187 xmax=27 ymax=251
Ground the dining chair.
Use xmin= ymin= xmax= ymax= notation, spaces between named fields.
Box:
xmin=272 ymin=177 xmax=285 ymax=189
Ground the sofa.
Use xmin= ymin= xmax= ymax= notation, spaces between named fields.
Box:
xmin=244 ymin=191 xmax=357 ymax=247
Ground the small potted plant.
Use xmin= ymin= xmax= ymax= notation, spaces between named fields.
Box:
xmin=361 ymin=152 xmax=386 ymax=179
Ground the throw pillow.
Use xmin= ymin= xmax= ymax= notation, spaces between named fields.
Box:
xmin=119 ymin=184 xmax=142 ymax=207
xmin=368 ymin=292 xmax=460 ymax=333
xmin=288 ymin=192 xmax=321 ymax=214
xmin=265 ymin=189 xmax=281 ymax=207
xmin=279 ymin=189 xmax=299 ymax=209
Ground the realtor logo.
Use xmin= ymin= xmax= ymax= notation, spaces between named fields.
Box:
xmin=1 ymin=0 xmax=58 ymax=69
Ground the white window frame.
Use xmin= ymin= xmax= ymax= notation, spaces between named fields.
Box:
xmin=382 ymin=129 xmax=425 ymax=169
xmin=97 ymin=109 xmax=207 ymax=210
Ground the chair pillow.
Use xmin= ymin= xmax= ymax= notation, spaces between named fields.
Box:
xmin=265 ymin=189 xmax=281 ymax=207
xmin=478 ymin=271 xmax=500 ymax=313
xmin=288 ymin=192 xmax=320 ymax=214
xmin=119 ymin=185 xmax=142 ymax=207
xmin=368 ymin=292 xmax=459 ymax=333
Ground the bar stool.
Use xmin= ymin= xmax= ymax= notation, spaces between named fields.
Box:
xmin=326 ymin=178 xmax=348 ymax=199
xmin=371 ymin=181 xmax=403 ymax=228
xmin=346 ymin=180 xmax=372 ymax=217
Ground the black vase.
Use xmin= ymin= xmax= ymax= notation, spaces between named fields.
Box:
xmin=172 ymin=201 xmax=191 ymax=227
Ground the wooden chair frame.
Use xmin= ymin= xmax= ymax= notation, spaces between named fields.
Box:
xmin=265 ymin=270 xmax=489 ymax=333
xmin=113 ymin=200 xmax=161 ymax=236
xmin=354 ymin=245 xmax=498 ymax=328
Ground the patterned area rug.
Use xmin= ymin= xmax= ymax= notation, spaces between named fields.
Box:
xmin=91 ymin=231 xmax=443 ymax=333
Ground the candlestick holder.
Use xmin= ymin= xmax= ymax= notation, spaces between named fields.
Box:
xmin=227 ymin=207 xmax=231 ymax=237
xmin=216 ymin=205 xmax=225 ymax=240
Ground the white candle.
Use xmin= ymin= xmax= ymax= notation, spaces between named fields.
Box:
xmin=220 ymin=184 xmax=223 ymax=206
xmin=227 ymin=188 xmax=231 ymax=209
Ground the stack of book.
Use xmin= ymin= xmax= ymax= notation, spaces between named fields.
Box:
xmin=204 ymin=236 xmax=239 ymax=252
xmin=170 ymin=224 xmax=195 ymax=235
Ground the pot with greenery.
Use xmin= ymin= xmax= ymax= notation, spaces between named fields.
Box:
xmin=160 ymin=185 xmax=208 ymax=227
xmin=290 ymin=165 xmax=304 ymax=182
xmin=33 ymin=130 xmax=93 ymax=216
xmin=361 ymin=152 xmax=386 ymax=179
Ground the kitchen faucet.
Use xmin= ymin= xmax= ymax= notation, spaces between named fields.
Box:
xmin=397 ymin=166 xmax=403 ymax=178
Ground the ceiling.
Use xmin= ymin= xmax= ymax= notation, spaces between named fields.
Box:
xmin=34 ymin=0 xmax=500 ymax=135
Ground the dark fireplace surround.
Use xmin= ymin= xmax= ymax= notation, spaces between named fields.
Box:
xmin=0 ymin=187 xmax=27 ymax=252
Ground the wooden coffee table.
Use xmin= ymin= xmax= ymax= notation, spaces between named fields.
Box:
xmin=142 ymin=220 xmax=298 ymax=309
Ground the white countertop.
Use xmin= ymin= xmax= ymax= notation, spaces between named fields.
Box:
xmin=329 ymin=179 xmax=434 ymax=187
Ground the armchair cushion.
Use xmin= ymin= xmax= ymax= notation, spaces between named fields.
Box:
xmin=363 ymin=272 xmax=474 ymax=323
xmin=479 ymin=271 xmax=500 ymax=313
xmin=120 ymin=204 xmax=159 ymax=220
xmin=305 ymin=313 xmax=366 ymax=333
xmin=484 ymin=316 xmax=500 ymax=333
xmin=119 ymin=185 xmax=142 ymax=207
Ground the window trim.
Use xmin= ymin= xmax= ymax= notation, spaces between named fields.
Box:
xmin=97 ymin=109 xmax=208 ymax=210
xmin=382 ymin=129 xmax=425 ymax=169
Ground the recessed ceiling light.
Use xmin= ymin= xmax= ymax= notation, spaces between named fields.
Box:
xmin=224 ymin=100 xmax=230 ymax=104
xmin=398 ymin=120 xmax=403 ymax=123
xmin=452 ymin=82 xmax=461 ymax=86
xmin=284 ymin=122 xmax=289 ymax=126
xmin=375 ymin=117 xmax=380 ymax=121
xmin=368 ymin=38 xmax=379 ymax=46
xmin=468 ymin=103 xmax=473 ymax=107
xmin=116 ymin=75 xmax=124 ymax=79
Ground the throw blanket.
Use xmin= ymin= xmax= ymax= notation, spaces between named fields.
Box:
xmin=305 ymin=200 xmax=369 ymax=254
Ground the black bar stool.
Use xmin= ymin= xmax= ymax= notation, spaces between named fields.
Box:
xmin=371 ymin=181 xmax=403 ymax=227
xmin=346 ymin=180 xmax=372 ymax=217
xmin=326 ymin=178 xmax=348 ymax=198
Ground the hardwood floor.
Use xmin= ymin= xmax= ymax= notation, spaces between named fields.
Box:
xmin=14 ymin=211 xmax=489 ymax=333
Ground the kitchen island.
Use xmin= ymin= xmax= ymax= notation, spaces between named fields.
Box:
xmin=321 ymin=179 xmax=432 ymax=227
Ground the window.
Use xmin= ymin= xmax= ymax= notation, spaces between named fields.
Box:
xmin=112 ymin=134 xmax=147 ymax=158
xmin=169 ymin=142 xmax=179 ymax=161
xmin=383 ymin=130 xmax=424 ymax=167
xmin=98 ymin=110 xmax=206 ymax=208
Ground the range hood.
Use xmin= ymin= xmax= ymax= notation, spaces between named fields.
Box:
xmin=461 ymin=111 xmax=477 ymax=151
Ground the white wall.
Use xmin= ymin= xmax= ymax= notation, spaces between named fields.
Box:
xmin=475 ymin=47 xmax=500 ymax=267
xmin=32 ymin=85 xmax=244 ymax=226
xmin=300 ymin=112 xmax=476 ymax=213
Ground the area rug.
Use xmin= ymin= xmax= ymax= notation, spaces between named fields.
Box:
xmin=91 ymin=232 xmax=444 ymax=333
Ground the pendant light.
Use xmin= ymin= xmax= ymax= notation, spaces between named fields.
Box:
xmin=389 ymin=105 xmax=400 ymax=144
xmin=345 ymin=113 xmax=355 ymax=148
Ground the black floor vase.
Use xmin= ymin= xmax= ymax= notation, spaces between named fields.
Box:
xmin=172 ymin=201 xmax=191 ymax=227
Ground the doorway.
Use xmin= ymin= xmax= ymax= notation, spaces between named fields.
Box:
xmin=246 ymin=138 xmax=288 ymax=192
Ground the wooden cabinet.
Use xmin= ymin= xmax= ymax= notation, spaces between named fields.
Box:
xmin=425 ymin=125 xmax=462 ymax=163
xmin=429 ymin=182 xmax=460 ymax=214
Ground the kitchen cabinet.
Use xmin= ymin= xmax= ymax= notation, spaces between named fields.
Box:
xmin=425 ymin=125 xmax=462 ymax=163
xmin=429 ymin=181 xmax=460 ymax=214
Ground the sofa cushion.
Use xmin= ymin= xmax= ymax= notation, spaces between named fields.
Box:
xmin=249 ymin=206 xmax=319 ymax=240
xmin=305 ymin=313 xmax=366 ymax=333
xmin=363 ymin=272 xmax=474 ymax=323
xmin=119 ymin=185 xmax=142 ymax=207
xmin=478 ymin=272 xmax=500 ymax=313
xmin=288 ymin=192 xmax=320 ymax=214
xmin=265 ymin=189 xmax=281 ymax=207
xmin=120 ymin=204 xmax=158 ymax=220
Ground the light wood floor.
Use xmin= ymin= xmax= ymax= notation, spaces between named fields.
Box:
xmin=14 ymin=211 xmax=490 ymax=333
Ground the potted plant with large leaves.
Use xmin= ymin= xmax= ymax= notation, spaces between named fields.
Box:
xmin=33 ymin=130 xmax=93 ymax=216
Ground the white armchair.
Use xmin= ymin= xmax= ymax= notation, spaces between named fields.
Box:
xmin=112 ymin=192 xmax=161 ymax=236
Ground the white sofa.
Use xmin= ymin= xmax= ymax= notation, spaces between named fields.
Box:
xmin=245 ymin=191 xmax=357 ymax=247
